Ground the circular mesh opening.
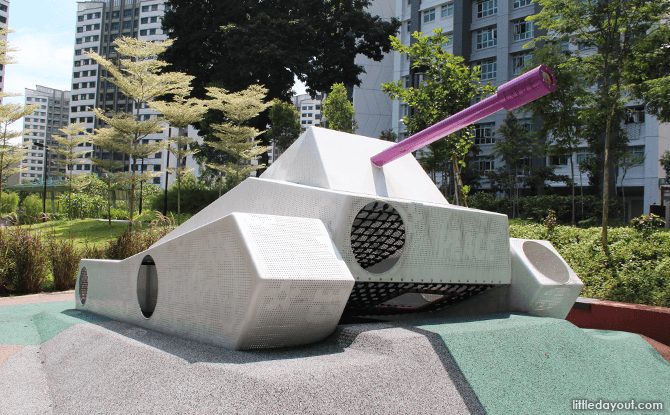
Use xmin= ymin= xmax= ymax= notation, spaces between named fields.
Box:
xmin=350 ymin=201 xmax=405 ymax=274
xmin=79 ymin=267 xmax=88 ymax=305
xmin=137 ymin=255 xmax=158 ymax=318
xmin=522 ymin=241 xmax=570 ymax=284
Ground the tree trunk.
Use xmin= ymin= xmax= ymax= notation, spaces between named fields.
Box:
xmin=570 ymin=156 xmax=576 ymax=227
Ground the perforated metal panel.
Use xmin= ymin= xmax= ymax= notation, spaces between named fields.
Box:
xmin=76 ymin=213 xmax=354 ymax=350
xmin=509 ymin=238 xmax=584 ymax=319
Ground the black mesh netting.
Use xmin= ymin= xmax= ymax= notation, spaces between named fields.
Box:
xmin=79 ymin=267 xmax=88 ymax=305
xmin=350 ymin=202 xmax=405 ymax=271
xmin=343 ymin=282 xmax=492 ymax=316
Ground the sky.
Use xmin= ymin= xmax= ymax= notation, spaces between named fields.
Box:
xmin=3 ymin=0 xmax=307 ymax=138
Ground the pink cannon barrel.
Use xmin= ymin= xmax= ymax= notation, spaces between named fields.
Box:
xmin=371 ymin=65 xmax=556 ymax=167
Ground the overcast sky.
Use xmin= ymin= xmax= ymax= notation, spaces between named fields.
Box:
xmin=3 ymin=0 xmax=306 ymax=139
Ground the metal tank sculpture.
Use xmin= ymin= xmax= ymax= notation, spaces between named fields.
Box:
xmin=76 ymin=66 xmax=584 ymax=350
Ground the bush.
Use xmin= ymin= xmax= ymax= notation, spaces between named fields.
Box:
xmin=148 ymin=175 xmax=220 ymax=216
xmin=22 ymin=194 xmax=43 ymax=218
xmin=630 ymin=213 xmax=665 ymax=233
xmin=0 ymin=227 xmax=49 ymax=294
xmin=1 ymin=192 xmax=19 ymax=214
xmin=106 ymin=226 xmax=174 ymax=260
xmin=509 ymin=223 xmax=670 ymax=307
xmin=101 ymin=207 xmax=130 ymax=220
xmin=48 ymin=237 xmax=82 ymax=291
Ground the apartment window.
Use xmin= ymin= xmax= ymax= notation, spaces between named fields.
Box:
xmin=123 ymin=21 xmax=131 ymax=29
xmin=519 ymin=119 xmax=534 ymax=132
xmin=142 ymin=5 xmax=149 ymax=12
xmin=151 ymin=4 xmax=159 ymax=11
xmin=475 ymin=122 xmax=495 ymax=145
xmin=441 ymin=3 xmax=454 ymax=18
xmin=476 ymin=27 xmax=497 ymax=49
xmin=84 ymin=36 xmax=91 ymax=43
xmin=112 ymin=11 xmax=119 ymax=19
xmin=477 ymin=0 xmax=497 ymax=18
xmin=550 ymin=155 xmax=568 ymax=166
xmin=442 ymin=33 xmax=454 ymax=49
xmin=475 ymin=156 xmax=495 ymax=171
xmin=76 ymin=38 xmax=83 ymax=45
xmin=628 ymin=145 xmax=645 ymax=161
xmin=514 ymin=0 xmax=532 ymax=7
xmin=0 ymin=5 xmax=7 ymax=12
xmin=72 ymin=96 xmax=79 ymax=102
xmin=576 ymin=148 xmax=591 ymax=165
xmin=625 ymin=106 xmax=645 ymax=124
xmin=78 ymin=15 xmax=84 ymax=22
xmin=92 ymin=36 xmax=99 ymax=41
xmin=476 ymin=58 xmax=497 ymax=80
xmin=512 ymin=52 xmax=532 ymax=75
xmin=140 ymin=30 xmax=147 ymax=36
xmin=87 ymin=13 xmax=93 ymax=20
xmin=124 ymin=9 xmax=132 ymax=17
xmin=95 ymin=12 xmax=101 ymax=18
xmin=141 ymin=17 xmax=148 ymax=24
xmin=513 ymin=20 xmax=534 ymax=41
xmin=74 ymin=72 xmax=81 ymax=78
xmin=112 ymin=22 xmax=119 ymax=30
xmin=148 ymin=29 xmax=157 ymax=35
xmin=407 ymin=21 xmax=411 ymax=33
xmin=77 ymin=27 xmax=84 ymax=33
xmin=423 ymin=8 xmax=436 ymax=23
xmin=73 ymin=83 xmax=80 ymax=90
xmin=94 ymin=24 xmax=100 ymax=30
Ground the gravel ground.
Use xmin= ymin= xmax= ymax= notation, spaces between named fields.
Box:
xmin=0 ymin=318 xmax=483 ymax=414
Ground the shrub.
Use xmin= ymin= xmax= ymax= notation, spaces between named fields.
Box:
xmin=48 ymin=237 xmax=82 ymax=291
xmin=148 ymin=175 xmax=220 ymax=215
xmin=106 ymin=226 xmax=174 ymax=260
xmin=0 ymin=227 xmax=49 ymax=294
xmin=630 ymin=214 xmax=665 ymax=233
xmin=1 ymin=192 xmax=19 ymax=214
xmin=101 ymin=207 xmax=130 ymax=220
xmin=22 ymin=194 xmax=43 ymax=218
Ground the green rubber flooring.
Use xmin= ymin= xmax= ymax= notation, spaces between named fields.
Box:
xmin=414 ymin=313 xmax=670 ymax=415
xmin=0 ymin=301 xmax=108 ymax=345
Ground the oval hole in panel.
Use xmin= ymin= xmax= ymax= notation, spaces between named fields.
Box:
xmin=350 ymin=201 xmax=406 ymax=274
xmin=137 ymin=255 xmax=159 ymax=318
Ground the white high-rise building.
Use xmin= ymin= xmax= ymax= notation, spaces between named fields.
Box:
xmin=355 ymin=0 xmax=670 ymax=218
xmin=72 ymin=0 xmax=199 ymax=188
xmin=20 ymin=87 xmax=71 ymax=183
xmin=0 ymin=0 xmax=9 ymax=102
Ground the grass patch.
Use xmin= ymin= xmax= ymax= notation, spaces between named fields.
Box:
xmin=24 ymin=219 xmax=152 ymax=249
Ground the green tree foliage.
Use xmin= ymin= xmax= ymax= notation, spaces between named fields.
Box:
xmin=626 ymin=26 xmax=670 ymax=123
xmin=88 ymin=37 xmax=192 ymax=230
xmin=205 ymin=85 xmax=272 ymax=188
xmin=523 ymin=42 xmax=590 ymax=226
xmin=89 ymin=128 xmax=126 ymax=225
xmin=661 ymin=151 xmax=670 ymax=180
xmin=149 ymin=88 xmax=208 ymax=225
xmin=0 ymin=29 xmax=39 ymax=197
xmin=530 ymin=0 xmax=670 ymax=251
xmin=322 ymin=83 xmax=357 ymax=133
xmin=378 ymin=128 xmax=398 ymax=142
xmin=266 ymin=99 xmax=302 ymax=152
xmin=382 ymin=29 xmax=496 ymax=205
xmin=489 ymin=112 xmax=538 ymax=218
xmin=51 ymin=123 xmax=90 ymax=219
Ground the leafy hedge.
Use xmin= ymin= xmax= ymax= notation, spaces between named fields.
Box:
xmin=0 ymin=224 xmax=173 ymax=296
xmin=510 ymin=223 xmax=670 ymax=307
xmin=469 ymin=193 xmax=622 ymax=225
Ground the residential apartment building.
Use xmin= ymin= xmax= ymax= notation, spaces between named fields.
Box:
xmin=71 ymin=0 xmax=199 ymax=188
xmin=0 ymin=0 xmax=9 ymax=102
xmin=355 ymin=0 xmax=670 ymax=218
xmin=20 ymin=86 xmax=71 ymax=183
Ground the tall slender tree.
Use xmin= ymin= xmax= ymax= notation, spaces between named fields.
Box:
xmin=205 ymin=85 xmax=271 ymax=188
xmin=382 ymin=29 xmax=496 ymax=205
xmin=51 ymin=123 xmax=90 ymax=220
xmin=149 ymin=94 xmax=208 ymax=225
xmin=89 ymin=128 xmax=125 ymax=225
xmin=88 ymin=37 xmax=192 ymax=230
xmin=322 ymin=83 xmax=357 ymax=133
xmin=0 ymin=28 xmax=39 ymax=197
xmin=530 ymin=0 xmax=670 ymax=252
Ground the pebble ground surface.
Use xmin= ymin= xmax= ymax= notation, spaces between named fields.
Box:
xmin=0 ymin=293 xmax=668 ymax=414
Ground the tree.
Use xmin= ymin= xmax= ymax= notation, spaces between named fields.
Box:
xmin=322 ymin=83 xmax=357 ymax=133
xmin=0 ymin=28 xmax=39 ymax=198
xmin=617 ymin=148 xmax=645 ymax=220
xmin=661 ymin=151 xmax=670 ymax=180
xmin=523 ymin=42 xmax=590 ymax=226
xmin=491 ymin=112 xmax=537 ymax=218
xmin=205 ymin=85 xmax=271 ymax=188
xmin=266 ymin=99 xmax=302 ymax=152
xmin=51 ymin=123 xmax=90 ymax=220
xmin=626 ymin=26 xmax=670 ymax=123
xmin=88 ymin=37 xmax=192 ymax=231
xmin=530 ymin=0 xmax=670 ymax=252
xmin=89 ymin=128 xmax=125 ymax=225
xmin=379 ymin=128 xmax=398 ymax=142
xmin=382 ymin=29 xmax=497 ymax=205
xmin=149 ymin=92 xmax=208 ymax=225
